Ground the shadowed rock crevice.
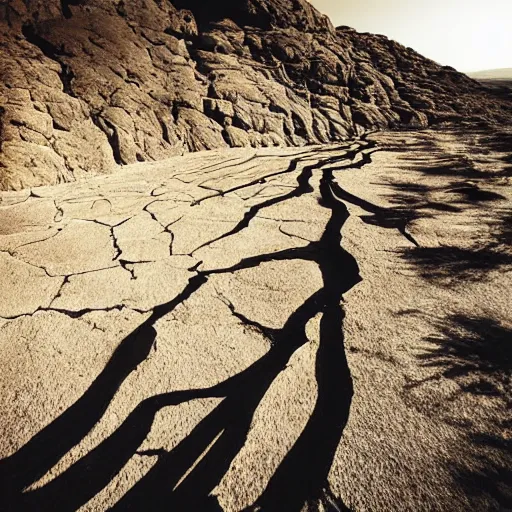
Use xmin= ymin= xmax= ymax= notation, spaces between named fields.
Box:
xmin=60 ymin=0 xmax=85 ymax=19
xmin=90 ymin=114 xmax=125 ymax=166
xmin=21 ymin=24 xmax=77 ymax=99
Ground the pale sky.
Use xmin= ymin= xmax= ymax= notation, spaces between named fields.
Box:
xmin=309 ymin=0 xmax=512 ymax=72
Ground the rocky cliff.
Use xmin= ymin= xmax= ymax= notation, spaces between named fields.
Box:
xmin=1 ymin=0 xmax=511 ymax=190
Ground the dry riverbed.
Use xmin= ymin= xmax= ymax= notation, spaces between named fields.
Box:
xmin=0 ymin=128 xmax=511 ymax=511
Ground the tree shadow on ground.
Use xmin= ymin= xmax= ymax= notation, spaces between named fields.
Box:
xmin=452 ymin=429 xmax=512 ymax=510
xmin=381 ymin=180 xmax=463 ymax=214
xmin=491 ymin=209 xmax=512 ymax=248
xmin=442 ymin=315 xmax=512 ymax=510
xmin=373 ymin=155 xmax=509 ymax=258
xmin=382 ymin=136 xmax=512 ymax=282
xmin=383 ymin=177 xmax=507 ymax=213
xmin=397 ymin=201 xmax=512 ymax=282
xmin=401 ymin=245 xmax=512 ymax=282
xmin=408 ymin=155 xmax=512 ymax=180
xmin=404 ymin=312 xmax=512 ymax=509
xmin=446 ymin=182 xmax=506 ymax=203
xmin=392 ymin=128 xmax=512 ymax=179
xmin=478 ymin=130 xmax=512 ymax=165
xmin=417 ymin=314 xmax=511 ymax=399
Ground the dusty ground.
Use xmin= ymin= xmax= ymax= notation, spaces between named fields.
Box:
xmin=0 ymin=129 xmax=511 ymax=511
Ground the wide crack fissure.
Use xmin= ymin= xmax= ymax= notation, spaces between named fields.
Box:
xmin=0 ymin=140 xmax=378 ymax=511
xmin=90 ymin=114 xmax=124 ymax=165
xmin=142 ymin=202 xmax=175 ymax=256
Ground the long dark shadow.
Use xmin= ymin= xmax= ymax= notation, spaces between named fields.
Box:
xmin=248 ymin=170 xmax=360 ymax=512
xmin=0 ymin=137 xmax=380 ymax=511
xmin=109 ymin=292 xmax=322 ymax=511
xmin=0 ymin=323 xmax=157 ymax=499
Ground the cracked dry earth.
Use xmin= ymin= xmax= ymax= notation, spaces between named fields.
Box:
xmin=0 ymin=129 xmax=511 ymax=511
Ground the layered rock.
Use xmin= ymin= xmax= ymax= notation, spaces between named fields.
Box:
xmin=1 ymin=0 xmax=511 ymax=189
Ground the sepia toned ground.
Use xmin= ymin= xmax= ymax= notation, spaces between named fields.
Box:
xmin=0 ymin=129 xmax=510 ymax=511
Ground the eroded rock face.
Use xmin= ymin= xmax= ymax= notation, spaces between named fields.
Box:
xmin=1 ymin=0 xmax=511 ymax=189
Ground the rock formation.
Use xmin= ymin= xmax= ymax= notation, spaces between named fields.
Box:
xmin=1 ymin=0 xmax=511 ymax=189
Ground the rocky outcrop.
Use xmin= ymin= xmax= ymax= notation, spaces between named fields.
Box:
xmin=1 ymin=0 xmax=511 ymax=189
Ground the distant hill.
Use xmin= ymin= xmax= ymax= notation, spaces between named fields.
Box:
xmin=467 ymin=68 xmax=512 ymax=80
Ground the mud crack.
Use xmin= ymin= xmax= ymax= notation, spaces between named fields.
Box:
xmin=0 ymin=138 xmax=384 ymax=512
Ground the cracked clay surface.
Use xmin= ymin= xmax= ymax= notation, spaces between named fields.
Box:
xmin=0 ymin=129 xmax=511 ymax=511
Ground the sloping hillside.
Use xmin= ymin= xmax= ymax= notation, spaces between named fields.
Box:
xmin=1 ymin=0 xmax=511 ymax=189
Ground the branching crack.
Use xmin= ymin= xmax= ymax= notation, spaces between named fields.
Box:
xmin=142 ymin=203 xmax=175 ymax=255
xmin=0 ymin=136 xmax=396 ymax=512
xmin=190 ymin=141 xmax=375 ymax=254
xmin=215 ymin=291 xmax=278 ymax=344
xmin=1 ymin=304 xmax=144 ymax=322
xmin=110 ymin=226 xmax=122 ymax=261
xmin=278 ymin=225 xmax=314 ymax=243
